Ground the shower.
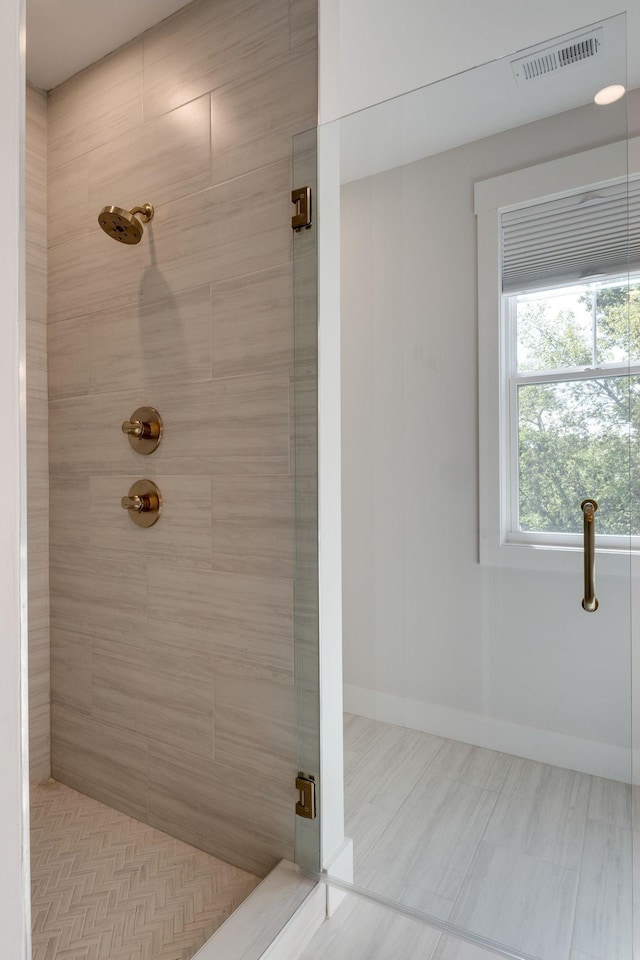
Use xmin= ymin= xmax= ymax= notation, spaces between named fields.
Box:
xmin=98 ymin=202 xmax=154 ymax=244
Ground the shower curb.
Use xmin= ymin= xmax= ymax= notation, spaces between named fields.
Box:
xmin=192 ymin=860 xmax=326 ymax=960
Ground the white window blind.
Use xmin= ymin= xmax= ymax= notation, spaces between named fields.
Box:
xmin=501 ymin=178 xmax=640 ymax=294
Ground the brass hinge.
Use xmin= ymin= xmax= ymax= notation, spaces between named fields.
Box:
xmin=291 ymin=186 xmax=312 ymax=231
xmin=295 ymin=772 xmax=317 ymax=819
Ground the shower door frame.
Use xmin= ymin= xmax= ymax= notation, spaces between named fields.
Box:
xmin=0 ymin=0 xmax=32 ymax=957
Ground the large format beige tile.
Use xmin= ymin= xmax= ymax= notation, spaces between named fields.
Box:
xmin=48 ymin=316 xmax=90 ymax=399
xmin=210 ymin=264 xmax=293 ymax=378
xmin=89 ymin=95 xmax=211 ymax=211
xmin=27 ymin=318 xmax=48 ymax=402
xmin=83 ymin=558 xmax=149 ymax=646
xmin=89 ymin=475 xmax=212 ymax=566
xmin=50 ymin=558 xmax=148 ymax=648
xmin=25 ymin=86 xmax=47 ymax=246
xmin=368 ymin=773 xmax=498 ymax=902
xmin=27 ymin=558 xmax=49 ymax=636
xmin=26 ymin=239 xmax=47 ymax=322
xmin=148 ymin=740 xmax=293 ymax=876
xmin=26 ymin=84 xmax=49 ymax=790
xmin=50 ymin=286 xmax=212 ymax=398
xmin=48 ymin=41 xmax=143 ymax=170
xmin=27 ymin=394 xmax=49 ymax=482
xmin=210 ymin=49 xmax=317 ymax=185
xmin=213 ymin=669 xmax=295 ymax=783
xmin=49 ymin=389 xmax=147 ymax=476
xmin=29 ymin=703 xmax=51 ymax=784
xmin=289 ymin=0 xmax=317 ymax=47
xmin=148 ymin=616 xmax=289 ymax=684
xmin=145 ymin=373 xmax=290 ymax=476
xmin=49 ymin=477 xmax=91 ymax=561
xmin=482 ymin=764 xmax=590 ymax=871
xmin=49 ymin=559 xmax=88 ymax=636
xmin=450 ymin=843 xmax=579 ymax=960
xmin=52 ymin=701 xmax=148 ymax=822
xmin=90 ymin=285 xmax=212 ymax=392
xmin=27 ymin=475 xmax=49 ymax=555
xmin=149 ymin=564 xmax=293 ymax=679
xmin=146 ymin=617 xmax=216 ymax=683
xmin=48 ymin=156 xmax=90 ymax=247
xmin=572 ymin=820 xmax=632 ymax=960
xmin=211 ymin=475 xmax=294 ymax=577
xmin=48 ymin=227 xmax=143 ymax=323
xmin=50 ymin=628 xmax=92 ymax=713
xmin=143 ymin=160 xmax=292 ymax=300
xmin=142 ymin=0 xmax=290 ymax=122
xmin=28 ymin=626 xmax=50 ymax=710
xmin=92 ymin=639 xmax=215 ymax=759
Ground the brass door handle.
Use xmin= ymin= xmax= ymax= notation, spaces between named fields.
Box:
xmin=581 ymin=499 xmax=598 ymax=612
xmin=121 ymin=480 xmax=162 ymax=527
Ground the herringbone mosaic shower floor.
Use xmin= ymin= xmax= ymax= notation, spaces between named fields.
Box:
xmin=30 ymin=780 xmax=260 ymax=960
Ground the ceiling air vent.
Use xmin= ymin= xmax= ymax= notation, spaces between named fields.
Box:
xmin=511 ymin=27 xmax=603 ymax=85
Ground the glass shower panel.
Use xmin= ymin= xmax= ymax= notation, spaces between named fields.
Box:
xmin=319 ymin=14 xmax=634 ymax=959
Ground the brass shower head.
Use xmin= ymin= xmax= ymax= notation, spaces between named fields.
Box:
xmin=98 ymin=203 xmax=154 ymax=244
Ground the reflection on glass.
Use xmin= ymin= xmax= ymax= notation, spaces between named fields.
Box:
xmin=518 ymin=376 xmax=638 ymax=534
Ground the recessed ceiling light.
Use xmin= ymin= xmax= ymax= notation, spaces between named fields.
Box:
xmin=594 ymin=84 xmax=626 ymax=105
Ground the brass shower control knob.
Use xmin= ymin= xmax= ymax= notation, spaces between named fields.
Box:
xmin=121 ymin=479 xmax=162 ymax=527
xmin=122 ymin=406 xmax=163 ymax=454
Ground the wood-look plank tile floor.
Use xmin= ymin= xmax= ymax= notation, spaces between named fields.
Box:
xmin=301 ymin=714 xmax=633 ymax=960
xmin=30 ymin=780 xmax=260 ymax=960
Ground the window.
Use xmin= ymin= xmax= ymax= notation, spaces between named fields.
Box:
xmin=506 ymin=277 xmax=640 ymax=544
xmin=475 ymin=139 xmax=640 ymax=569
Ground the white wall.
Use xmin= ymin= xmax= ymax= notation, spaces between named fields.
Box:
xmin=340 ymin=98 xmax=635 ymax=781
xmin=0 ymin=0 xmax=31 ymax=957
xmin=319 ymin=0 xmax=640 ymax=122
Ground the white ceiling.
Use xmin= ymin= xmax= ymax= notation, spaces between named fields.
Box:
xmin=26 ymin=0 xmax=194 ymax=90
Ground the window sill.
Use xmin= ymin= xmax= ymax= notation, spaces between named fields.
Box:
xmin=479 ymin=534 xmax=637 ymax=577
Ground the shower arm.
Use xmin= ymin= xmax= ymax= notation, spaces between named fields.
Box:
xmin=129 ymin=204 xmax=154 ymax=222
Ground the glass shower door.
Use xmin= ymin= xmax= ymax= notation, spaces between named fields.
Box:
xmin=310 ymin=14 xmax=636 ymax=960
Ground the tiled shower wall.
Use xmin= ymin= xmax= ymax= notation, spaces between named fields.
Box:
xmin=47 ymin=0 xmax=317 ymax=875
xmin=26 ymin=84 xmax=50 ymax=783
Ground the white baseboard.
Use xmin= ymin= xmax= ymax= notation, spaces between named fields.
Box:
xmin=344 ymin=684 xmax=631 ymax=783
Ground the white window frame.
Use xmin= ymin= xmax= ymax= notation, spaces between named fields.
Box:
xmin=475 ymin=137 xmax=640 ymax=573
